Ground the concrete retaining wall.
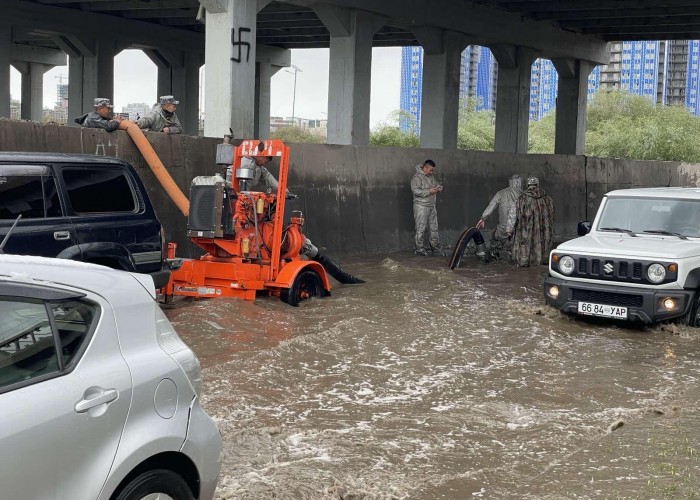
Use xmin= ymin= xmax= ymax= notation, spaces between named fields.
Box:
xmin=2 ymin=120 xmax=700 ymax=257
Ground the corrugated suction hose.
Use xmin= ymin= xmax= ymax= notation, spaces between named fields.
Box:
xmin=118 ymin=120 xmax=190 ymax=216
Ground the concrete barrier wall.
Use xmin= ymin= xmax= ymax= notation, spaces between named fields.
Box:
xmin=2 ymin=120 xmax=700 ymax=257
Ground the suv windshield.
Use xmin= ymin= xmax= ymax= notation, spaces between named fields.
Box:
xmin=598 ymin=197 xmax=700 ymax=237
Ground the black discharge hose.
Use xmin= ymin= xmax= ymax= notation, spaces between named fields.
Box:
xmin=312 ymin=252 xmax=365 ymax=284
xmin=448 ymin=227 xmax=486 ymax=270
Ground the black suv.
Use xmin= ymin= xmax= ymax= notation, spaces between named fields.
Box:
xmin=0 ymin=153 xmax=169 ymax=288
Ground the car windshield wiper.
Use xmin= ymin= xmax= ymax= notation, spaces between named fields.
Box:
xmin=600 ymin=227 xmax=637 ymax=237
xmin=642 ymin=229 xmax=688 ymax=240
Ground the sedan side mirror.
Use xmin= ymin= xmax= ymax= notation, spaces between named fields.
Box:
xmin=577 ymin=221 xmax=592 ymax=236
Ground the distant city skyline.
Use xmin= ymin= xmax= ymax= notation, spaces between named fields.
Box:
xmin=9 ymin=47 xmax=402 ymax=129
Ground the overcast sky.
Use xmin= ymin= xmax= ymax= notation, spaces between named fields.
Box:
xmin=10 ymin=47 xmax=402 ymax=129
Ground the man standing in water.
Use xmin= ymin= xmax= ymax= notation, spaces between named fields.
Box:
xmin=411 ymin=159 xmax=445 ymax=256
xmin=506 ymin=177 xmax=555 ymax=266
xmin=476 ymin=174 xmax=523 ymax=261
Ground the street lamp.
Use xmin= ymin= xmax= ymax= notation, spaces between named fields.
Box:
xmin=285 ymin=64 xmax=302 ymax=126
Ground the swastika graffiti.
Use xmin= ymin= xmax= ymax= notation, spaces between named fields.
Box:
xmin=231 ymin=27 xmax=252 ymax=63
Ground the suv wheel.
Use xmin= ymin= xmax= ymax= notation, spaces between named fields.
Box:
xmin=114 ymin=469 xmax=194 ymax=500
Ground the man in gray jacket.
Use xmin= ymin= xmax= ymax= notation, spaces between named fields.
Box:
xmin=137 ymin=95 xmax=183 ymax=134
xmin=411 ymin=159 xmax=444 ymax=256
xmin=476 ymin=174 xmax=522 ymax=260
xmin=74 ymin=98 xmax=122 ymax=131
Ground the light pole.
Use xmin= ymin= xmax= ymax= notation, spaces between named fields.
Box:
xmin=285 ymin=64 xmax=302 ymax=126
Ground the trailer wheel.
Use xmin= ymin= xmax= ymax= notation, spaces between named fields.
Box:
xmin=281 ymin=269 xmax=324 ymax=306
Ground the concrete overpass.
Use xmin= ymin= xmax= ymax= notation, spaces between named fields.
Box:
xmin=2 ymin=0 xmax=697 ymax=154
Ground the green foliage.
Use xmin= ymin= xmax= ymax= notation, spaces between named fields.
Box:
xmin=585 ymin=91 xmax=700 ymax=162
xmin=529 ymin=90 xmax=700 ymax=162
xmin=369 ymin=103 xmax=495 ymax=150
xmin=528 ymin=112 xmax=556 ymax=154
xmin=457 ymin=98 xmax=495 ymax=151
xmin=270 ymin=126 xmax=325 ymax=144
xmin=369 ymin=110 xmax=420 ymax=148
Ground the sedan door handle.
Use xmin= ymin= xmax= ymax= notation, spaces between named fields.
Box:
xmin=54 ymin=231 xmax=71 ymax=241
xmin=75 ymin=389 xmax=119 ymax=413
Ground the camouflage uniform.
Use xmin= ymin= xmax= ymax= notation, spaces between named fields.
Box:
xmin=226 ymin=157 xmax=279 ymax=191
xmin=506 ymin=179 xmax=555 ymax=267
xmin=480 ymin=175 xmax=522 ymax=259
xmin=74 ymin=98 xmax=120 ymax=131
xmin=410 ymin=164 xmax=442 ymax=254
xmin=136 ymin=106 xmax=183 ymax=134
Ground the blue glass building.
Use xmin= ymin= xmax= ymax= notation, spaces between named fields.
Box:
xmin=400 ymin=40 xmax=700 ymax=132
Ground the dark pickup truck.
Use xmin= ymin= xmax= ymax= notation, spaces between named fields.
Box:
xmin=0 ymin=153 xmax=170 ymax=288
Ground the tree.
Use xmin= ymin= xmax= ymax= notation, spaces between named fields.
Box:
xmin=457 ymin=98 xmax=495 ymax=151
xmin=369 ymin=110 xmax=420 ymax=148
xmin=270 ymin=126 xmax=325 ymax=144
xmin=529 ymin=90 xmax=700 ymax=162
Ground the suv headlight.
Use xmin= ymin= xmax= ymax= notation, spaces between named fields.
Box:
xmin=558 ymin=255 xmax=575 ymax=275
xmin=647 ymin=263 xmax=666 ymax=284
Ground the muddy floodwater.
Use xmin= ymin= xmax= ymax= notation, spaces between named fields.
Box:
xmin=164 ymin=254 xmax=700 ymax=499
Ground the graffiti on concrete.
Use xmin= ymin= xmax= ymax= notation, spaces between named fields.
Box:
xmin=231 ymin=27 xmax=252 ymax=63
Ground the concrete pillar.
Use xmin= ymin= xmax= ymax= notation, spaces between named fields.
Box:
xmin=254 ymin=62 xmax=280 ymax=139
xmin=15 ymin=62 xmax=52 ymax=121
xmin=414 ymin=28 xmax=467 ymax=149
xmin=315 ymin=6 xmax=386 ymax=145
xmin=0 ymin=24 xmax=10 ymax=119
xmin=490 ymin=45 xmax=535 ymax=154
xmin=253 ymin=45 xmax=290 ymax=139
xmin=553 ymin=58 xmax=594 ymax=155
xmin=203 ymin=0 xmax=257 ymax=138
xmin=148 ymin=49 xmax=203 ymax=135
xmin=56 ymin=36 xmax=117 ymax=125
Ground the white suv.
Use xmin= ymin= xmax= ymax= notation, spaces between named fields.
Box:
xmin=545 ymin=187 xmax=700 ymax=325
xmin=0 ymin=255 xmax=221 ymax=499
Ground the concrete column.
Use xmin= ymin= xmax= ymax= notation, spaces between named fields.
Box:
xmin=0 ymin=24 xmax=11 ymax=119
xmin=57 ymin=36 xmax=116 ymax=125
xmin=203 ymin=0 xmax=257 ymax=138
xmin=553 ymin=58 xmax=594 ymax=155
xmin=254 ymin=62 xmax=280 ymax=139
xmin=414 ymin=28 xmax=467 ymax=149
xmin=315 ymin=6 xmax=386 ymax=145
xmin=490 ymin=45 xmax=535 ymax=154
xmin=148 ymin=49 xmax=203 ymax=135
xmin=253 ymin=45 xmax=290 ymax=139
xmin=15 ymin=62 xmax=51 ymax=121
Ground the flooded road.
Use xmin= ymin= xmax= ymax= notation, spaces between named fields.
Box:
xmin=164 ymin=254 xmax=700 ymax=499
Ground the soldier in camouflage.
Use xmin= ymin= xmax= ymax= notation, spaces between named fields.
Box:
xmin=476 ymin=174 xmax=523 ymax=260
xmin=137 ymin=95 xmax=183 ymax=134
xmin=505 ymin=176 xmax=555 ymax=267
xmin=411 ymin=159 xmax=445 ymax=256
xmin=74 ymin=98 xmax=122 ymax=131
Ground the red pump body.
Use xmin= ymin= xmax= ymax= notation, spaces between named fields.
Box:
xmin=163 ymin=139 xmax=330 ymax=303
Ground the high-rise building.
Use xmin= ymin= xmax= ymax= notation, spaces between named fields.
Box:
xmin=400 ymin=45 xmax=497 ymax=134
xmin=401 ymin=40 xmax=700 ymax=129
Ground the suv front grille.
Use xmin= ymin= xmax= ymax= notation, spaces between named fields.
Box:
xmin=572 ymin=289 xmax=644 ymax=308
xmin=552 ymin=255 xmax=677 ymax=285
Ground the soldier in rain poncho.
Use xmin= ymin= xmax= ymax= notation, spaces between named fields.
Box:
xmin=506 ymin=176 xmax=555 ymax=267
xmin=476 ymin=174 xmax=523 ymax=260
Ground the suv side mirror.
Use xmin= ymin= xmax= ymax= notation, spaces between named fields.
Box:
xmin=577 ymin=221 xmax=592 ymax=236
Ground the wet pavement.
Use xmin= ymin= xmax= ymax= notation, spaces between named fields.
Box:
xmin=164 ymin=254 xmax=700 ymax=499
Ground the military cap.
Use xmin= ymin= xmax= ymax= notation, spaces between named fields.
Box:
xmin=527 ymin=176 xmax=540 ymax=187
xmin=159 ymin=95 xmax=180 ymax=105
xmin=94 ymin=98 xmax=113 ymax=108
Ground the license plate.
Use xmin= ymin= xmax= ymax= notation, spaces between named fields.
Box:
xmin=577 ymin=301 xmax=628 ymax=319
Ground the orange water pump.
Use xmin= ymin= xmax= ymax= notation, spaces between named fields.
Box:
xmin=163 ymin=139 xmax=331 ymax=305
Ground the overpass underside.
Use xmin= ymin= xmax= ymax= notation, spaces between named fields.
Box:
xmin=1 ymin=0 xmax=696 ymax=155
